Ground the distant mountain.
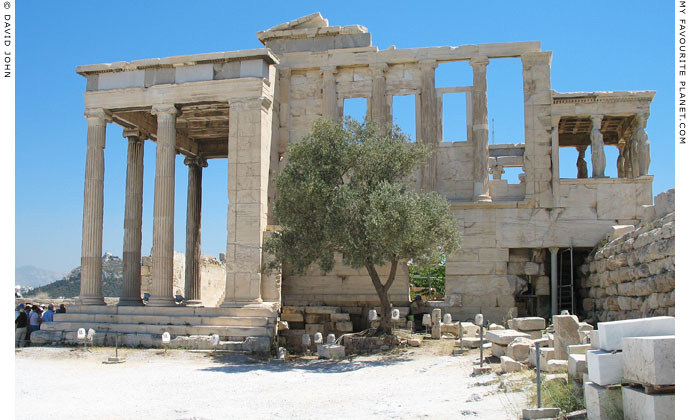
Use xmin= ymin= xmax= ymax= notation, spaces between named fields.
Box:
xmin=15 ymin=265 xmax=66 ymax=288
xmin=25 ymin=253 xmax=123 ymax=298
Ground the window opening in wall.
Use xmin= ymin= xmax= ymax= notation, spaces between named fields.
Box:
xmin=501 ymin=167 xmax=524 ymax=185
xmin=441 ymin=92 xmax=467 ymax=142
xmin=343 ymin=97 xmax=367 ymax=123
xmin=435 ymin=61 xmax=472 ymax=88
xmin=392 ymin=95 xmax=416 ymax=142
xmin=408 ymin=258 xmax=445 ymax=302
xmin=487 ymin=58 xmax=524 ymax=144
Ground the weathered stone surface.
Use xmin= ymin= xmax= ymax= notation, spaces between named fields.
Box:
xmin=529 ymin=346 xmax=555 ymax=368
xmin=485 ymin=329 xmax=530 ymax=345
xmin=545 ymin=359 xmax=568 ymax=373
xmin=598 ymin=316 xmax=674 ymax=351
xmin=522 ymin=407 xmax=560 ymax=420
xmin=622 ymin=335 xmax=674 ymax=386
xmin=317 ymin=343 xmax=346 ymax=359
xmin=584 ymin=381 xmax=623 ymax=420
xmin=408 ymin=338 xmax=421 ymax=347
xmin=461 ymin=322 xmax=480 ymax=337
xmin=500 ymin=356 xmax=523 ymax=373
xmin=553 ymin=315 xmax=580 ymax=360
xmin=506 ymin=337 xmax=533 ymax=361
xmin=567 ymin=344 xmax=591 ymax=355
xmin=492 ymin=343 xmax=507 ymax=357
xmin=622 ymin=386 xmax=674 ymax=420
xmin=587 ymin=350 xmax=623 ymax=386
xmin=513 ymin=317 xmax=545 ymax=331
xmin=568 ymin=353 xmax=587 ymax=381
xmin=29 ymin=330 xmax=62 ymax=345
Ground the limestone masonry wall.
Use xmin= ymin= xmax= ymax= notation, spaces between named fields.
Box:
xmin=579 ymin=189 xmax=675 ymax=323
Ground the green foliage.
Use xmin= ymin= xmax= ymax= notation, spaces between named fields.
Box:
xmin=264 ymin=118 xmax=460 ymax=274
xmin=408 ymin=263 xmax=445 ymax=300
xmin=264 ymin=118 xmax=461 ymax=331
xmin=529 ymin=380 xmax=585 ymax=414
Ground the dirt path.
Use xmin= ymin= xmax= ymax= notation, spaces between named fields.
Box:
xmin=15 ymin=341 xmax=533 ymax=420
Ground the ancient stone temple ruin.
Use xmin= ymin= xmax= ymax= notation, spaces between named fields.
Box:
xmin=40 ymin=13 xmax=658 ymax=350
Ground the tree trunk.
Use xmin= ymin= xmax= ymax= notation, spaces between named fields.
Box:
xmin=365 ymin=259 xmax=398 ymax=335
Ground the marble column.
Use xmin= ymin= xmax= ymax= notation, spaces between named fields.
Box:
xmin=119 ymin=129 xmax=145 ymax=306
xmin=222 ymin=97 xmax=271 ymax=307
xmin=590 ymin=115 xmax=606 ymax=178
xmin=576 ymin=146 xmax=588 ymax=178
xmin=79 ymin=108 xmax=111 ymax=305
xmin=635 ymin=112 xmax=651 ymax=176
xmin=370 ymin=62 xmax=389 ymax=129
xmin=321 ymin=66 xmax=338 ymax=120
xmin=470 ymin=56 xmax=491 ymax=202
xmin=419 ymin=59 xmax=438 ymax=192
xmin=549 ymin=247 xmax=559 ymax=317
xmin=148 ymin=104 xmax=179 ymax=307
xmin=184 ymin=156 xmax=207 ymax=307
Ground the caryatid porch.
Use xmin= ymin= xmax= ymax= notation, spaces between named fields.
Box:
xmin=75 ymin=49 xmax=282 ymax=316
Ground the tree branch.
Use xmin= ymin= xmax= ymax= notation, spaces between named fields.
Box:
xmin=383 ymin=258 xmax=398 ymax=292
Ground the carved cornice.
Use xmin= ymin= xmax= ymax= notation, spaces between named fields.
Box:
xmin=228 ymin=96 xmax=272 ymax=111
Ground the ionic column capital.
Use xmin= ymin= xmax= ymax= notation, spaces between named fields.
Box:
xmin=184 ymin=156 xmax=208 ymax=168
xmin=122 ymin=128 xmax=146 ymax=140
xmin=151 ymin=104 xmax=180 ymax=117
xmin=469 ymin=56 xmax=490 ymax=69
xmin=84 ymin=108 xmax=112 ymax=122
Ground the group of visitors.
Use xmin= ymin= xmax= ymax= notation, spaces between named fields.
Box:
xmin=14 ymin=303 xmax=66 ymax=347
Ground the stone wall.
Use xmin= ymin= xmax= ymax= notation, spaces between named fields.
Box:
xmin=578 ymin=189 xmax=675 ymax=323
xmin=141 ymin=252 xmax=226 ymax=307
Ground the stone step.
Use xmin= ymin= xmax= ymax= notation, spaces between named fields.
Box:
xmin=41 ymin=321 xmax=274 ymax=338
xmin=53 ymin=313 xmax=269 ymax=327
xmin=64 ymin=304 xmax=279 ymax=318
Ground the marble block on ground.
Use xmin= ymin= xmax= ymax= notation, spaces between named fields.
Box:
xmin=522 ymin=407 xmax=560 ymax=419
xmin=500 ymin=355 xmax=523 ymax=373
xmin=590 ymin=330 xmax=600 ymax=349
xmin=597 ymin=316 xmax=674 ymax=351
xmin=567 ymin=344 xmax=591 ymax=355
xmin=513 ymin=317 xmax=545 ymax=331
xmin=485 ymin=329 xmax=529 ymax=345
xmin=545 ymin=359 xmax=568 ymax=373
xmin=622 ymin=386 xmax=674 ymax=420
xmin=587 ymin=350 xmax=623 ymax=386
xmin=461 ymin=322 xmax=479 ymax=337
xmin=528 ymin=346 xmax=555 ymax=368
xmin=492 ymin=343 xmax=507 ymax=357
xmin=584 ymin=381 xmax=622 ymax=420
xmin=317 ymin=344 xmax=345 ymax=359
xmin=455 ymin=337 xmax=481 ymax=348
xmin=622 ymin=335 xmax=675 ymax=386
xmin=568 ymin=353 xmax=587 ymax=381
xmin=506 ymin=337 xmax=533 ymax=361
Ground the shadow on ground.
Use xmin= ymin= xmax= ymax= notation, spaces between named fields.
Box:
xmin=199 ymin=352 xmax=413 ymax=375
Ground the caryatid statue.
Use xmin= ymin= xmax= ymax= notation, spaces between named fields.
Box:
xmin=635 ymin=113 xmax=651 ymax=176
xmin=576 ymin=146 xmax=588 ymax=178
xmin=616 ymin=141 xmax=626 ymax=178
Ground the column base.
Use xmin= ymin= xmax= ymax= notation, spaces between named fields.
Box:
xmin=77 ymin=295 xmax=106 ymax=305
xmin=473 ymin=194 xmax=492 ymax=203
xmin=146 ymin=296 xmax=177 ymax=307
xmin=117 ymin=297 xmax=144 ymax=306
xmin=183 ymin=300 xmax=203 ymax=307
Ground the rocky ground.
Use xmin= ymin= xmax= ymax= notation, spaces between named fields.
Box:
xmin=15 ymin=339 xmax=534 ymax=420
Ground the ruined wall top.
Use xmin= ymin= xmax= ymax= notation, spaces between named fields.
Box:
xmin=257 ymin=12 xmax=371 ymax=54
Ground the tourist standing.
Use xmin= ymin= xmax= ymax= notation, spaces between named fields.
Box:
xmin=56 ymin=304 xmax=66 ymax=314
xmin=42 ymin=304 xmax=55 ymax=323
xmin=27 ymin=305 xmax=42 ymax=343
xmin=15 ymin=304 xmax=28 ymax=347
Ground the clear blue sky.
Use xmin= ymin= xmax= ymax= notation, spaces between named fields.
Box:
xmin=15 ymin=1 xmax=674 ymax=273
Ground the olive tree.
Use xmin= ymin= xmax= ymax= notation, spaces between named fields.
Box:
xmin=264 ymin=118 xmax=460 ymax=334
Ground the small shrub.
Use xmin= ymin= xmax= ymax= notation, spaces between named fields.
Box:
xmin=528 ymin=379 xmax=585 ymax=414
